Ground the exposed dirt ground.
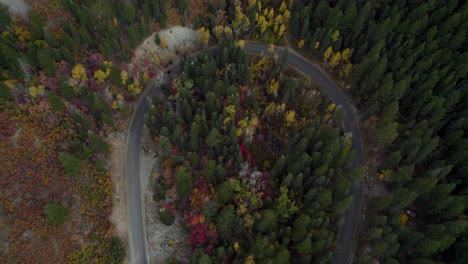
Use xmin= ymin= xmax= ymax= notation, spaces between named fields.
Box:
xmin=107 ymin=132 xmax=130 ymax=264
xmin=140 ymin=126 xmax=192 ymax=264
xmin=129 ymin=26 xmax=199 ymax=74
xmin=0 ymin=0 xmax=30 ymax=18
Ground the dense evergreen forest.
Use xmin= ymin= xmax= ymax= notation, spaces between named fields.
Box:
xmin=145 ymin=38 xmax=359 ymax=263
xmin=0 ymin=0 xmax=465 ymax=263
xmin=289 ymin=0 xmax=467 ymax=263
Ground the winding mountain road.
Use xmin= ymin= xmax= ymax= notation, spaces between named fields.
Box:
xmin=125 ymin=43 xmax=365 ymax=264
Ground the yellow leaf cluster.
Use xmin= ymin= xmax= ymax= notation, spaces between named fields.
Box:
xmin=153 ymin=54 xmax=161 ymax=64
xmin=323 ymin=47 xmax=333 ymax=62
xmin=214 ymin=25 xmax=234 ymax=40
xmin=253 ymin=1 xmax=290 ymax=41
xmin=298 ymin=39 xmax=305 ymax=49
xmin=236 ymin=39 xmax=245 ymax=49
xmin=267 ymin=79 xmax=279 ymax=96
xmin=142 ymin=71 xmax=150 ymax=83
xmin=34 ymin=39 xmax=48 ymax=48
xmin=330 ymin=51 xmax=342 ymax=68
xmin=332 ymin=30 xmax=340 ymax=42
xmin=223 ymin=105 xmax=236 ymax=125
xmin=314 ymin=41 xmax=320 ymax=49
xmin=234 ymin=1 xmax=251 ymax=33
xmin=244 ymin=255 xmax=255 ymax=264
xmin=237 ymin=113 xmax=259 ymax=141
xmin=233 ymin=241 xmax=240 ymax=251
xmin=327 ymin=103 xmax=336 ymax=112
xmin=29 ymin=85 xmax=45 ymax=98
xmin=268 ymin=44 xmax=275 ymax=53
xmin=72 ymin=64 xmax=87 ymax=82
xmin=14 ymin=25 xmax=30 ymax=43
xmin=103 ymin=60 xmax=113 ymax=68
xmin=160 ymin=38 xmax=168 ymax=49
xmin=285 ymin=110 xmax=296 ymax=127
xmin=378 ymin=169 xmax=393 ymax=181
xmin=3 ymin=80 xmax=16 ymax=89
xmin=196 ymin=27 xmax=210 ymax=46
xmin=127 ymin=80 xmax=142 ymax=95
xmin=341 ymin=48 xmax=352 ymax=62
xmin=94 ymin=68 xmax=110 ymax=84
xmin=120 ymin=70 xmax=128 ymax=85
xmin=399 ymin=213 xmax=409 ymax=228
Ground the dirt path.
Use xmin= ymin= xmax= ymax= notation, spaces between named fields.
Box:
xmin=107 ymin=132 xmax=129 ymax=263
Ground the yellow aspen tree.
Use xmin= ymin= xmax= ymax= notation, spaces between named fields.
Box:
xmin=236 ymin=39 xmax=245 ymax=49
xmin=279 ymin=1 xmax=287 ymax=12
xmin=278 ymin=24 xmax=286 ymax=37
xmin=160 ymin=38 xmax=168 ymax=49
xmin=283 ymin=9 xmax=291 ymax=20
xmin=267 ymin=8 xmax=275 ymax=20
xmin=258 ymin=15 xmax=268 ymax=34
xmin=196 ymin=27 xmax=210 ymax=46
xmin=268 ymin=44 xmax=275 ymax=53
xmin=268 ymin=79 xmax=280 ymax=96
xmin=37 ymin=85 xmax=45 ymax=96
xmin=72 ymin=64 xmax=87 ymax=82
xmin=329 ymin=51 xmax=341 ymax=71
xmin=314 ymin=41 xmax=320 ymax=49
xmin=142 ymin=72 xmax=150 ymax=83
xmin=29 ymin=86 xmax=38 ymax=98
xmin=120 ymin=70 xmax=128 ymax=85
xmin=344 ymin=63 xmax=353 ymax=77
xmin=341 ymin=48 xmax=352 ymax=62
xmin=327 ymin=103 xmax=336 ymax=112
xmin=285 ymin=110 xmax=296 ymax=127
xmin=323 ymin=47 xmax=333 ymax=63
xmin=332 ymin=30 xmax=340 ymax=42
xmin=298 ymin=39 xmax=305 ymax=49
xmin=214 ymin=25 xmax=224 ymax=39
xmin=153 ymin=54 xmax=161 ymax=64
xmin=94 ymin=69 xmax=108 ymax=84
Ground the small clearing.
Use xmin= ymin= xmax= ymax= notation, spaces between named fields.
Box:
xmin=129 ymin=26 xmax=199 ymax=74
xmin=0 ymin=0 xmax=29 ymax=18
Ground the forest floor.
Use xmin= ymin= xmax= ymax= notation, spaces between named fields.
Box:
xmin=108 ymin=132 xmax=130 ymax=264
xmin=0 ymin=0 xmax=29 ymax=17
xmin=129 ymin=26 xmax=198 ymax=75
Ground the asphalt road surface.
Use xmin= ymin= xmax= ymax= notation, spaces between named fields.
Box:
xmin=126 ymin=43 xmax=365 ymax=264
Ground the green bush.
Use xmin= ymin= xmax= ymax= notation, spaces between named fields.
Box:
xmin=154 ymin=33 xmax=161 ymax=45
xmin=106 ymin=237 xmax=126 ymax=263
xmin=159 ymin=206 xmax=175 ymax=226
xmin=59 ymin=152 xmax=82 ymax=176
xmin=44 ymin=203 xmax=68 ymax=225
xmin=165 ymin=256 xmax=180 ymax=264
xmin=198 ymin=253 xmax=212 ymax=264
xmin=216 ymin=181 xmax=232 ymax=204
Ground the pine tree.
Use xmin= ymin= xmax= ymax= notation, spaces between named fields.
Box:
xmin=59 ymin=152 xmax=82 ymax=176
xmin=47 ymin=91 xmax=65 ymax=113
xmin=176 ymin=166 xmax=192 ymax=198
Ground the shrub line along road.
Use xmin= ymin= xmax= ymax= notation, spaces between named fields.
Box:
xmin=125 ymin=42 xmax=365 ymax=264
